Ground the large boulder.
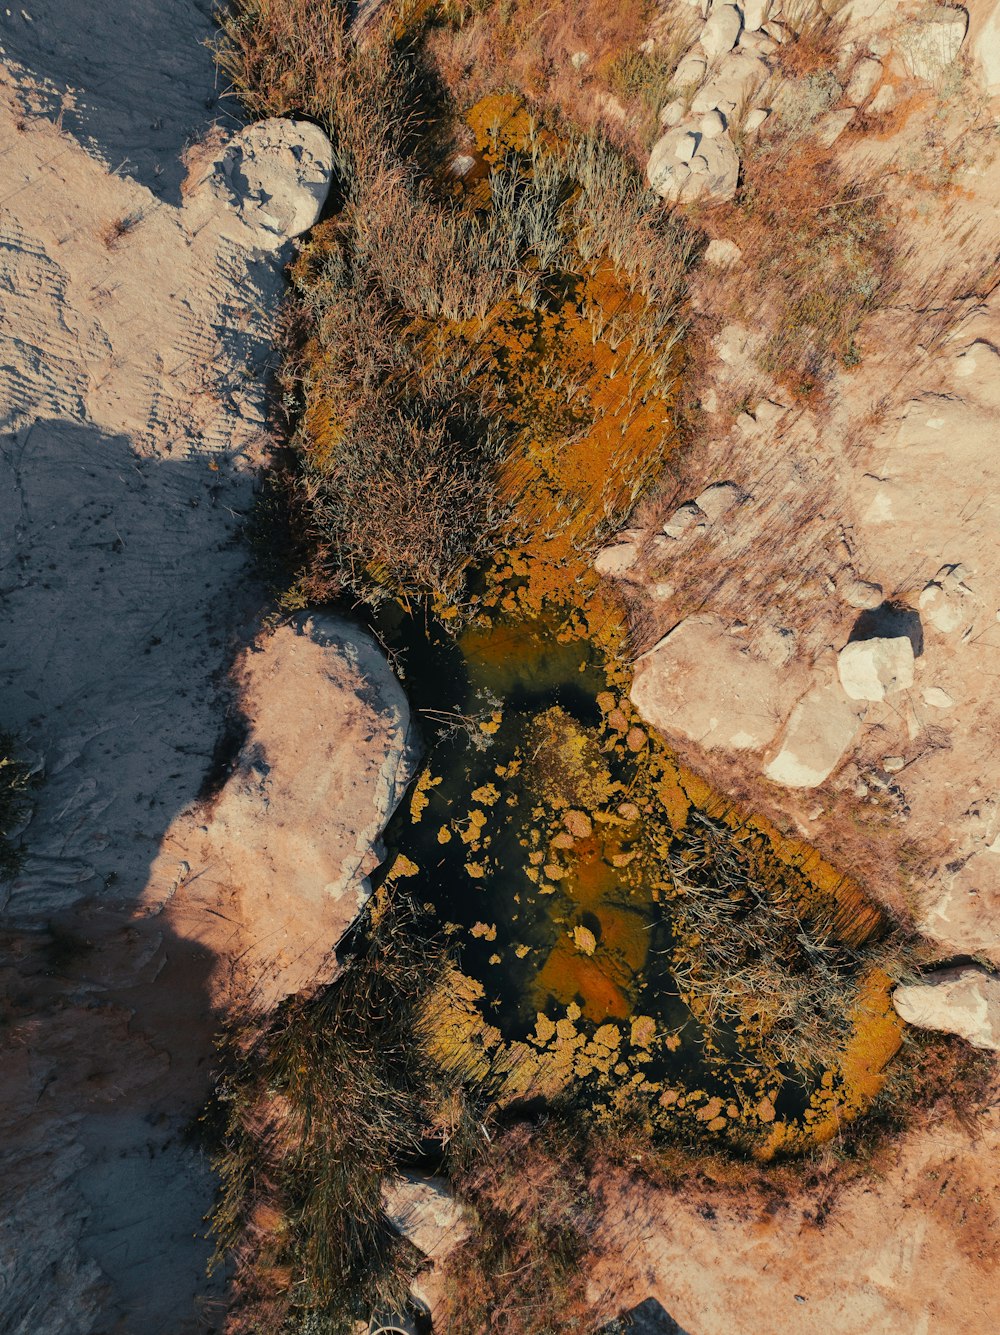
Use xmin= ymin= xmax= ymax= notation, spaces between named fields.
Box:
xmin=837 ymin=635 xmax=915 ymax=701
xmin=701 ymin=3 xmax=743 ymax=57
xmin=894 ymin=966 xmax=1000 ymax=1050
xmin=191 ymin=117 xmax=334 ymax=250
xmin=631 ymin=614 xmax=808 ymax=753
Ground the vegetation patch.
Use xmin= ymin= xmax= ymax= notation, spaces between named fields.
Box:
xmin=0 ymin=733 xmax=33 ymax=879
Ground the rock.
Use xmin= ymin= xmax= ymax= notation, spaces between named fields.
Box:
xmin=922 ymin=685 xmax=955 ymax=708
xmin=660 ymin=97 xmax=686 ymax=126
xmin=449 ymin=153 xmax=476 ymax=177
xmin=894 ymin=967 xmax=1000 ymax=1050
xmin=695 ymin=480 xmax=745 ymax=520
xmin=714 ymin=322 xmax=752 ymax=366
xmin=974 ymin=0 xmax=1000 ymax=91
xmin=882 ymin=755 xmax=905 ymax=772
xmin=814 ymin=107 xmax=856 ymax=146
xmin=845 ymin=56 xmax=882 ymax=103
xmin=648 ymin=126 xmax=740 ymax=201
xmin=701 ymin=3 xmax=743 ymax=58
xmin=675 ymin=51 xmax=708 ymax=85
xmin=704 ymin=237 xmax=743 ymax=266
xmin=570 ymin=50 xmax=590 ymax=69
xmin=839 ymin=574 xmax=884 ymax=609
xmin=595 ymin=541 xmax=640 ymax=578
xmin=743 ymin=106 xmax=770 ymax=131
xmin=952 ymin=340 xmax=1000 ymax=409
xmin=764 ymin=676 xmax=866 ymax=788
xmin=919 ymin=564 xmax=976 ymax=634
xmin=701 ymin=108 xmax=727 ymax=137
xmin=868 ymin=82 xmax=898 ymax=114
xmin=631 ymin=613 xmax=809 ymax=753
xmin=662 ymin=500 xmax=706 ymax=538
xmin=676 ymin=131 xmax=700 ymax=162
xmin=201 ymin=117 xmax=334 ymax=250
xmin=692 ymin=50 xmax=770 ymax=112
xmin=382 ymin=1173 xmax=470 ymax=1262
xmin=751 ymin=623 xmax=797 ymax=667
xmin=896 ymin=7 xmax=968 ymax=83
xmin=742 ymin=0 xmax=772 ymax=32
xmin=837 ymin=635 xmax=915 ymax=701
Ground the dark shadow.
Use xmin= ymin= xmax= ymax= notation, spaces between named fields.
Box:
xmin=848 ymin=600 xmax=924 ymax=658
xmin=0 ymin=418 xmax=260 ymax=1331
xmin=1 ymin=0 xmax=243 ymax=204
xmin=600 ymin=1298 xmax=693 ymax=1335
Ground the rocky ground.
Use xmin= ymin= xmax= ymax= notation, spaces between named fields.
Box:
xmin=2 ymin=0 xmax=1000 ymax=1332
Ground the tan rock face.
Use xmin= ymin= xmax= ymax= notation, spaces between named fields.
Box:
xmin=894 ymin=966 xmax=1000 ymax=1050
xmin=151 ymin=612 xmax=415 ymax=1009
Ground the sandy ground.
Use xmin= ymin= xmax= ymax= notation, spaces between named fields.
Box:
xmin=0 ymin=6 xmax=415 ymax=1332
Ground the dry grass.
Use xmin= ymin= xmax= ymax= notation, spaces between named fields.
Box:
xmin=211 ymin=904 xmax=449 ymax=1334
xmin=439 ymin=1119 xmax=606 ymax=1335
xmin=426 ymin=0 xmax=696 ymax=153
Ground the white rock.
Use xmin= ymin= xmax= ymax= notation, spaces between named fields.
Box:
xmin=764 ymin=677 xmax=865 ymax=788
xmin=449 ymin=153 xmax=476 ymax=177
xmin=676 ymin=131 xmax=700 ymax=162
xmin=837 ymin=635 xmax=915 ymax=701
xmin=704 ymin=237 xmax=743 ymax=267
xmin=743 ymin=106 xmax=770 ymax=131
xmin=382 ymin=1173 xmax=470 ymax=1262
xmin=839 ymin=574 xmax=884 ymax=609
xmin=739 ymin=31 xmax=777 ymax=55
xmin=742 ymin=0 xmax=772 ymax=32
xmin=675 ymin=51 xmax=708 ymax=85
xmin=663 ymin=500 xmax=706 ymax=537
xmin=714 ymin=322 xmax=752 ymax=365
xmin=660 ymin=98 xmax=686 ymax=126
xmin=202 ymin=118 xmax=334 ymax=250
xmin=894 ymin=967 xmax=1000 ymax=1050
xmin=701 ymin=108 xmax=727 ymax=137
xmin=922 ymin=685 xmax=955 ymax=708
xmin=814 ymin=107 xmax=856 ymax=146
xmin=570 ymin=50 xmax=590 ymax=69
xmin=919 ymin=565 xmax=976 ymax=634
xmin=695 ymin=480 xmax=745 ymax=520
xmin=845 ymin=56 xmax=882 ymax=103
xmin=882 ymin=755 xmax=905 ymax=773
xmin=896 ymin=7 xmax=968 ymax=83
xmin=595 ymin=541 xmax=640 ymax=578
xmin=701 ymin=3 xmax=743 ymax=57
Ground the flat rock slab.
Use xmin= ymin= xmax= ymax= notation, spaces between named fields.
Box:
xmin=631 ymin=614 xmax=808 ymax=753
xmin=894 ymin=966 xmax=1000 ymax=1050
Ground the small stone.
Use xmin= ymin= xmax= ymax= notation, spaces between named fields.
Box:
xmin=449 ymin=153 xmax=476 ymax=177
xmin=743 ymin=107 xmax=769 ymax=132
xmin=814 ymin=107 xmax=855 ymax=147
xmin=840 ymin=575 xmax=883 ymax=610
xmin=868 ymin=83 xmax=897 ymax=115
xmin=704 ymin=238 xmax=742 ymax=267
xmin=882 ymin=755 xmax=905 ymax=773
xmin=662 ymin=500 xmax=705 ymax=538
xmin=570 ymin=50 xmax=590 ymax=69
xmin=922 ymin=686 xmax=954 ymax=708
xmin=845 ymin=56 xmax=882 ymax=104
xmin=742 ymin=0 xmax=771 ymax=32
xmin=594 ymin=541 xmax=640 ymax=578
xmin=674 ymin=52 xmax=708 ymax=85
xmin=700 ymin=108 xmax=727 ymax=137
xmin=695 ymin=480 xmax=744 ymax=521
xmin=659 ymin=98 xmax=686 ymax=126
